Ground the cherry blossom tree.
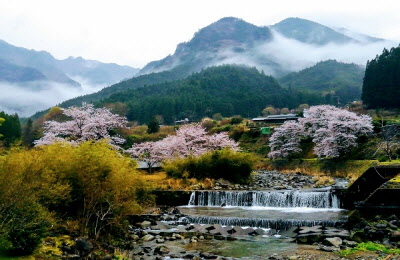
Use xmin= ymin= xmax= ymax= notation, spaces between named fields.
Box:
xmin=35 ymin=103 xmax=127 ymax=147
xmin=126 ymin=141 xmax=164 ymax=173
xmin=268 ymin=105 xmax=373 ymax=159
xmin=268 ymin=120 xmax=305 ymax=159
xmin=126 ymin=124 xmax=239 ymax=166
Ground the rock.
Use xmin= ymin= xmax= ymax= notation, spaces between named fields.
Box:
xmin=130 ymin=234 xmax=140 ymax=241
xmin=184 ymin=253 xmax=195 ymax=259
xmin=318 ymin=245 xmax=340 ymax=252
xmin=324 ymin=237 xmax=342 ymax=247
xmin=156 ymin=238 xmax=165 ymax=243
xmin=154 ymin=246 xmax=170 ymax=255
xmin=75 ymin=237 xmax=94 ymax=254
xmin=343 ymin=240 xmax=358 ymax=247
xmin=140 ymin=220 xmax=152 ymax=228
xmin=200 ymin=252 xmax=218 ymax=259
xmin=67 ymin=255 xmax=81 ymax=259
xmin=376 ymin=223 xmax=388 ymax=229
xmin=289 ymin=256 xmax=299 ymax=260
xmin=390 ymin=231 xmax=400 ymax=242
xmin=141 ymin=234 xmax=155 ymax=242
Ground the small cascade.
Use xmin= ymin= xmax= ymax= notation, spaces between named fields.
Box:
xmin=182 ymin=216 xmax=347 ymax=230
xmin=188 ymin=190 xmax=340 ymax=208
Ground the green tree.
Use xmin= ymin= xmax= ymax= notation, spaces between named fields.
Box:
xmin=147 ymin=116 xmax=160 ymax=134
xmin=0 ymin=112 xmax=21 ymax=146
xmin=362 ymin=46 xmax=400 ymax=109
xmin=0 ymin=117 xmax=4 ymax=138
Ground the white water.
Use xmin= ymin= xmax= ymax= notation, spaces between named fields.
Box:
xmin=188 ymin=190 xmax=340 ymax=209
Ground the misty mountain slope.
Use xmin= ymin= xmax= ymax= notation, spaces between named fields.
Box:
xmin=334 ymin=27 xmax=384 ymax=44
xmin=33 ymin=65 xmax=189 ymax=114
xmin=139 ymin=17 xmax=286 ymax=76
xmin=99 ymin=65 xmax=322 ymax=124
xmin=57 ymin=56 xmax=139 ymax=85
xmin=0 ymin=59 xmax=47 ymax=82
xmin=279 ymin=60 xmax=365 ymax=104
xmin=271 ymin=17 xmax=356 ymax=45
xmin=0 ymin=39 xmax=139 ymax=87
xmin=0 ymin=39 xmax=80 ymax=86
xmin=139 ymin=17 xmax=392 ymax=78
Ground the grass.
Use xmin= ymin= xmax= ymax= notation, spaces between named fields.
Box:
xmin=141 ymin=171 xmax=215 ymax=190
xmin=339 ymin=242 xmax=400 ymax=256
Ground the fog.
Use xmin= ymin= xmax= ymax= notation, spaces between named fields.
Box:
xmin=211 ymin=30 xmax=397 ymax=75
xmin=0 ymin=79 xmax=105 ymax=117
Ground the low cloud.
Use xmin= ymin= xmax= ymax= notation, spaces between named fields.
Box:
xmin=0 ymin=79 xmax=105 ymax=117
xmin=208 ymin=30 xmax=397 ymax=75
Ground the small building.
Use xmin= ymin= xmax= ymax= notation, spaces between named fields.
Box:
xmin=175 ymin=118 xmax=190 ymax=125
xmin=252 ymin=114 xmax=299 ymax=125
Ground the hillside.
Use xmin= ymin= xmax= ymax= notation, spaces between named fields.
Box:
xmin=271 ymin=18 xmax=355 ymax=45
xmin=99 ymin=65 xmax=322 ymax=124
xmin=279 ymin=60 xmax=365 ymax=104
xmin=0 ymin=59 xmax=46 ymax=82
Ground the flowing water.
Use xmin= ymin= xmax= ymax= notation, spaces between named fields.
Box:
xmin=179 ymin=189 xmax=347 ymax=230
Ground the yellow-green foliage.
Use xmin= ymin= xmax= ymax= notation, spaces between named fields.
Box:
xmin=37 ymin=236 xmax=75 ymax=258
xmin=142 ymin=171 xmax=215 ymax=190
xmin=339 ymin=242 xmax=400 ymax=256
xmin=0 ymin=141 xmax=154 ymax=253
xmin=164 ymin=149 xmax=256 ymax=183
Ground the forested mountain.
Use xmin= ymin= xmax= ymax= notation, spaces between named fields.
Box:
xmin=279 ymin=60 xmax=365 ymax=104
xmin=0 ymin=39 xmax=138 ymax=86
xmin=362 ymin=46 xmax=400 ymax=109
xmin=139 ymin=17 xmax=387 ymax=77
xmin=139 ymin=17 xmax=284 ymax=76
xmin=99 ymin=65 xmax=322 ymax=124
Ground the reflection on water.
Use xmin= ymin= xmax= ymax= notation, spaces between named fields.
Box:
xmin=184 ymin=237 xmax=297 ymax=258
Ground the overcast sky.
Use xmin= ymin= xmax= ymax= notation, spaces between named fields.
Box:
xmin=0 ymin=0 xmax=399 ymax=68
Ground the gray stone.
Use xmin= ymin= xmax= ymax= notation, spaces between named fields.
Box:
xmin=324 ymin=237 xmax=343 ymax=247
xmin=140 ymin=220 xmax=152 ymax=228
xmin=141 ymin=234 xmax=155 ymax=242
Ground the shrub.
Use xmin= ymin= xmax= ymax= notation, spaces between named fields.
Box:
xmin=164 ymin=149 xmax=255 ymax=183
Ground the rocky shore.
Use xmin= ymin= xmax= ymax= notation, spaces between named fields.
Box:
xmin=212 ymin=171 xmax=340 ymax=191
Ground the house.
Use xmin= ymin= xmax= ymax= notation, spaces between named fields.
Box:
xmin=252 ymin=114 xmax=299 ymax=125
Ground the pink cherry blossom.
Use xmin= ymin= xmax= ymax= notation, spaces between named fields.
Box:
xmin=35 ymin=103 xmax=127 ymax=147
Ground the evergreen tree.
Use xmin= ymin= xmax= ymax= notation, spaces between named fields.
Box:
xmin=22 ymin=118 xmax=35 ymax=147
xmin=147 ymin=116 xmax=160 ymax=134
xmin=0 ymin=112 xmax=21 ymax=146
xmin=362 ymin=46 xmax=400 ymax=109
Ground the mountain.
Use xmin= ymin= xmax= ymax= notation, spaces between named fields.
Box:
xmin=0 ymin=39 xmax=80 ymax=86
xmin=270 ymin=17 xmax=356 ymax=45
xmin=99 ymin=65 xmax=322 ymax=124
xmin=57 ymin=56 xmax=139 ymax=85
xmin=0 ymin=39 xmax=139 ymax=87
xmin=139 ymin=17 xmax=284 ymax=76
xmin=0 ymin=59 xmax=47 ymax=82
xmin=279 ymin=60 xmax=365 ymax=104
xmin=139 ymin=17 xmax=388 ymax=78
xmin=32 ymin=16 xmax=392 ymax=118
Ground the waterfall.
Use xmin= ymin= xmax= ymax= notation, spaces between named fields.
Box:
xmin=188 ymin=190 xmax=340 ymax=208
xmin=181 ymin=216 xmax=347 ymax=230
